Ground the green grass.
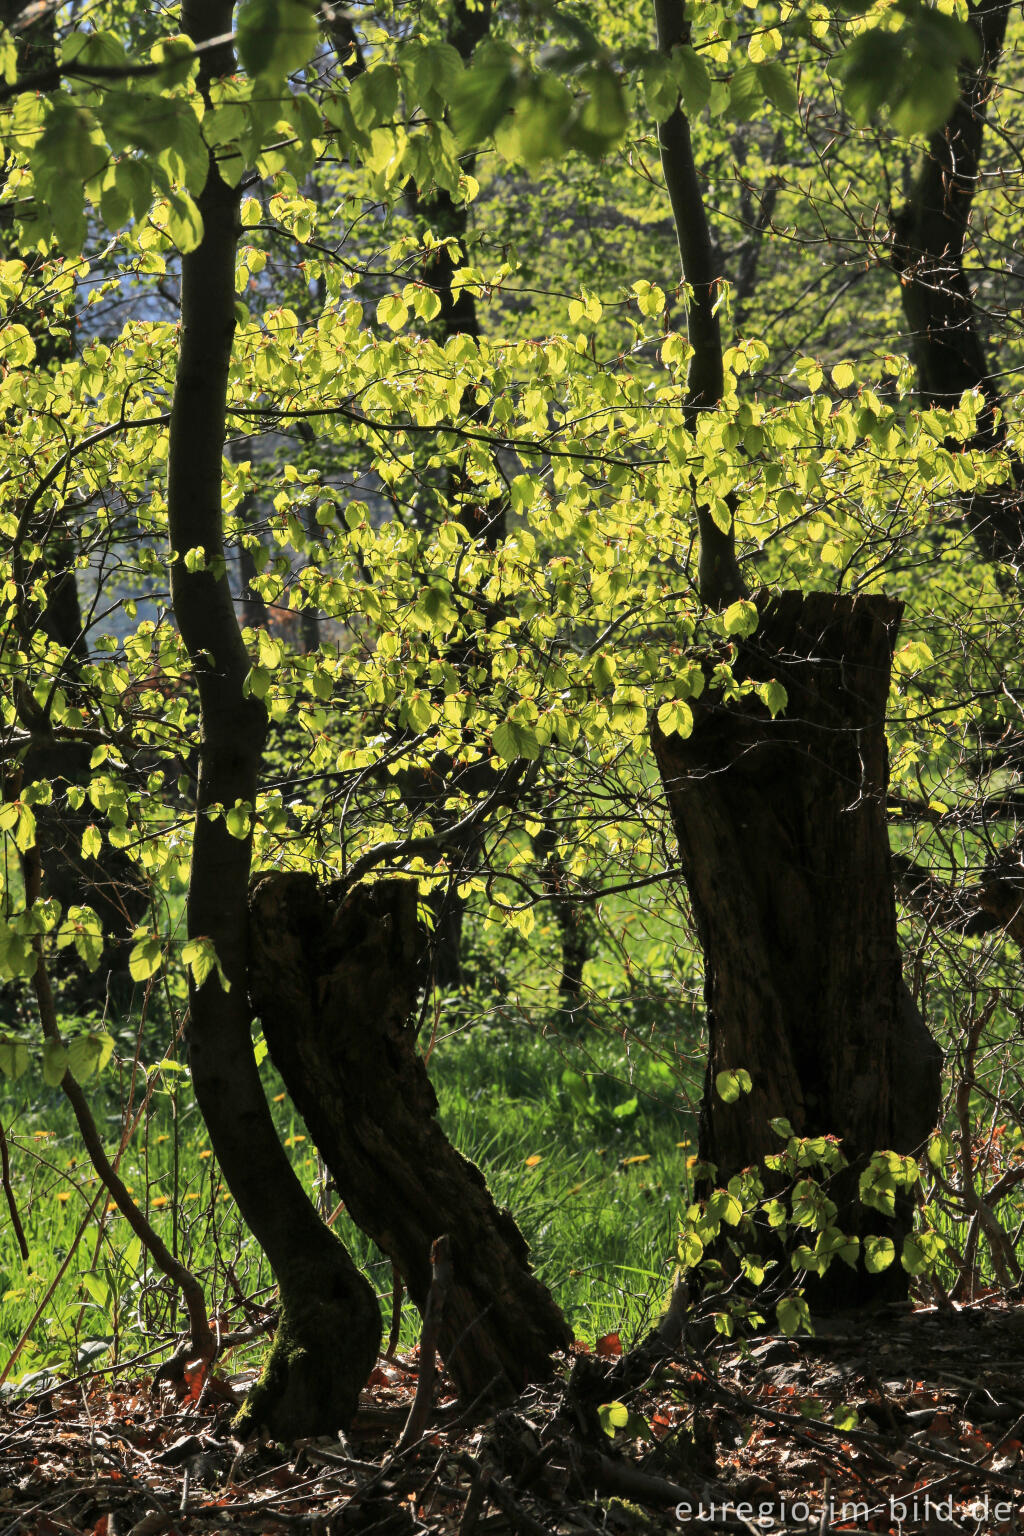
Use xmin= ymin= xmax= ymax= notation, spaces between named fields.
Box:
xmin=0 ymin=1012 xmax=699 ymax=1391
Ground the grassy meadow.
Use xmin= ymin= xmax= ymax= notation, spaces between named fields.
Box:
xmin=0 ymin=947 xmax=705 ymax=1392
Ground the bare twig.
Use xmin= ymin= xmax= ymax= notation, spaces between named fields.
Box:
xmin=395 ymin=1234 xmax=452 ymax=1452
xmin=0 ymin=1115 xmax=28 ymax=1260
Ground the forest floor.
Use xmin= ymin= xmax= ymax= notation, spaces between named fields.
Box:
xmin=3 ymin=1297 xmax=1024 ymax=1536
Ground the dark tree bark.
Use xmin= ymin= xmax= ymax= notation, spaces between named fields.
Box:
xmin=168 ymin=2 xmax=380 ymax=1439
xmin=654 ymin=593 xmax=942 ymax=1302
xmin=646 ymin=0 xmax=942 ymax=1306
xmin=890 ymin=0 xmax=1022 ymax=564
xmin=654 ymin=0 xmax=745 ymax=608
xmin=247 ymin=871 xmax=572 ymax=1404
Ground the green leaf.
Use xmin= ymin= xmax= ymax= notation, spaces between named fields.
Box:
xmin=715 ymin=1067 xmax=753 ymax=1103
xmin=759 ymin=680 xmax=788 ymax=717
xmin=834 ymin=1405 xmax=859 ymax=1431
xmin=236 ymin=0 xmax=318 ymax=79
xmin=0 ymin=1038 xmax=30 ymax=1080
xmin=257 ymin=631 xmax=284 ymax=669
xmin=377 ymin=293 xmax=410 ymax=331
xmin=164 ymin=191 xmax=204 ymax=254
xmin=244 ymin=665 xmax=272 ymax=700
xmin=42 ymin=1040 xmax=68 ymax=1087
xmin=707 ymin=1188 xmax=743 ymax=1226
xmin=225 ymin=802 xmax=252 ymax=839
xmin=776 ymin=1295 xmax=812 ymax=1336
xmin=722 ymin=600 xmax=759 ymax=638
xmin=573 ymin=64 xmax=629 ymax=158
xmin=182 ymin=936 xmax=231 ymax=993
xmin=67 ymin=1032 xmax=115 ymax=1083
xmin=863 ymin=1235 xmax=895 ymax=1273
xmin=728 ymin=63 xmax=763 ymax=122
xmin=81 ymin=825 xmax=103 ymax=862
xmin=756 ymin=60 xmax=797 ymax=115
xmin=451 ymin=43 xmax=518 ymax=147
xmin=592 ymin=653 xmax=616 ymax=695
xmin=150 ymin=34 xmax=198 ymax=88
xmin=677 ymin=1231 xmax=704 ymax=1268
xmin=56 ymin=906 xmax=104 ymax=971
xmin=656 ymin=699 xmax=694 ymax=739
xmin=598 ymin=1401 xmax=630 ymax=1437
xmin=492 ymin=720 xmax=541 ymax=762
xmin=128 ymin=933 xmax=163 ymax=984
xmin=835 ymin=9 xmax=979 ymax=135
xmin=672 ymin=45 xmax=711 ymax=116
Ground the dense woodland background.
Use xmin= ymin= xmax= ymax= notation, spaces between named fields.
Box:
xmin=2 ymin=0 xmax=1024 ymax=1528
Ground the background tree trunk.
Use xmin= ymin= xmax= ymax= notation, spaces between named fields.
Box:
xmin=653 ymin=592 xmax=942 ymax=1304
xmin=890 ymin=0 xmax=1021 ymax=564
xmin=248 ymin=871 xmax=572 ymax=1403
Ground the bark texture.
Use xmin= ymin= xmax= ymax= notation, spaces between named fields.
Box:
xmin=654 ymin=592 xmax=942 ymax=1303
xmin=248 ymin=871 xmax=572 ymax=1403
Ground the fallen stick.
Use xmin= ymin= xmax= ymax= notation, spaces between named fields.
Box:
xmin=395 ymin=1234 xmax=452 ymax=1452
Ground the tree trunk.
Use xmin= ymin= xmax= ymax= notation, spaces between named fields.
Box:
xmin=248 ymin=871 xmax=572 ymax=1403
xmin=890 ymin=0 xmax=1022 ymax=564
xmin=169 ymin=1 xmax=380 ymax=1439
xmin=653 ymin=592 xmax=942 ymax=1304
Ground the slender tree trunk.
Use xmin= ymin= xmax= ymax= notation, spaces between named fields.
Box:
xmin=654 ymin=594 xmax=942 ymax=1301
xmin=410 ymin=0 xmax=497 ymax=983
xmin=168 ymin=2 xmax=379 ymax=1439
xmin=890 ymin=0 xmax=1022 ymax=563
xmin=654 ymin=0 xmax=745 ymax=609
xmin=247 ymin=871 xmax=572 ymax=1404
xmin=888 ymin=0 xmax=1024 ymax=964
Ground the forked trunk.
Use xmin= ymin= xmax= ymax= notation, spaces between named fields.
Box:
xmin=654 ymin=592 xmax=942 ymax=1305
xmin=248 ymin=872 xmax=572 ymax=1403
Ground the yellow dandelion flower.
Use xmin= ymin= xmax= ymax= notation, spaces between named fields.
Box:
xmin=525 ymin=1154 xmax=542 ymax=1168
xmin=184 ymin=1192 xmax=199 ymax=1201
xmin=152 ymin=1195 xmax=169 ymax=1209
xmin=156 ymin=1134 xmax=169 ymax=1144
xmin=284 ymin=1134 xmax=306 ymax=1147
xmin=273 ymin=1092 xmax=286 ymax=1103
xmin=198 ymin=1149 xmax=212 ymax=1160
xmin=55 ymin=1191 xmax=71 ymax=1204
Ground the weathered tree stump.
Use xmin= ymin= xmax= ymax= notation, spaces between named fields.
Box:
xmin=247 ymin=872 xmax=571 ymax=1401
xmin=654 ymin=591 xmax=942 ymax=1305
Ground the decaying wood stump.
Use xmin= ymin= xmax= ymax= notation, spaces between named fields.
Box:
xmin=654 ymin=591 xmax=942 ymax=1305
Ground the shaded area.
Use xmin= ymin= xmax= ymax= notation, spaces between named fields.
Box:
xmin=248 ymin=871 xmax=572 ymax=1405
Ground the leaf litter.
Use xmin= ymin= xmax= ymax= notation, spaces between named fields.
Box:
xmin=2 ymin=1297 xmax=1024 ymax=1533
